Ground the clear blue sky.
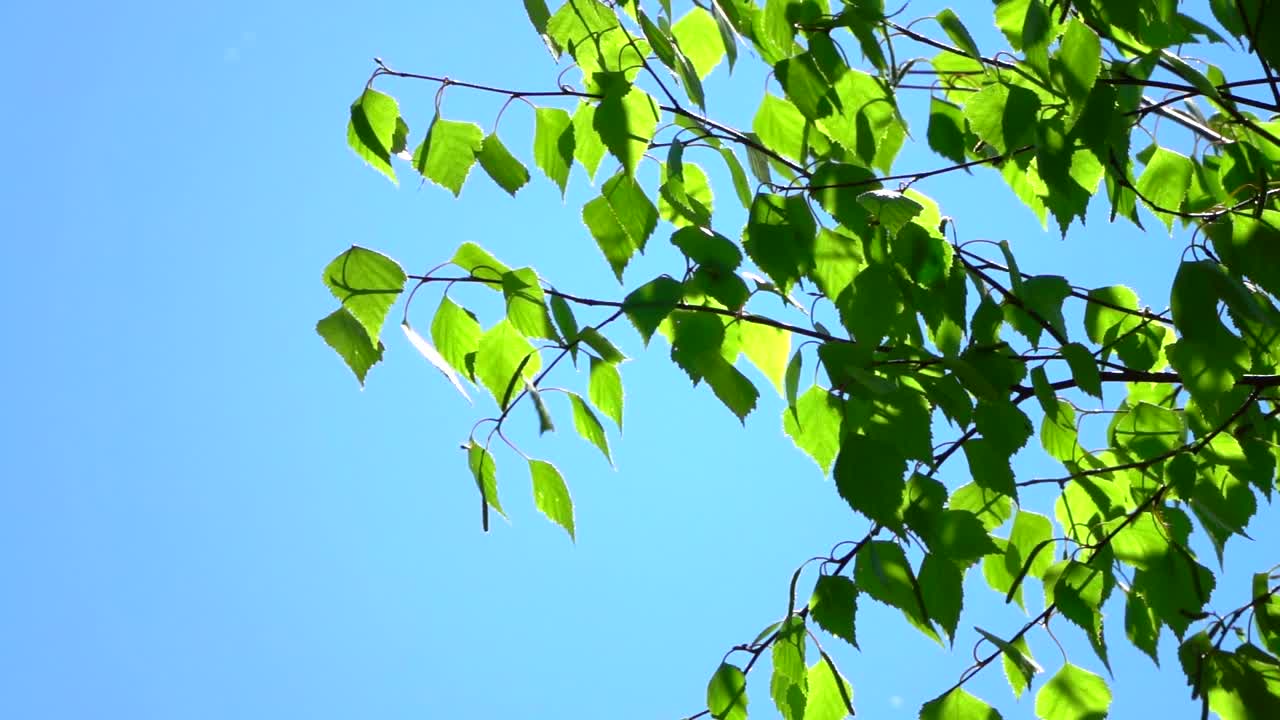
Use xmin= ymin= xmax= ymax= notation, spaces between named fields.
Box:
xmin=2 ymin=1 xmax=1274 ymax=718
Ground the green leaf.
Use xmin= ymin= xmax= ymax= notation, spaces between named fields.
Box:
xmin=347 ymin=88 xmax=400 ymax=182
xmin=579 ymin=326 xmax=626 ymax=365
xmin=1135 ymin=147 xmax=1193 ymax=230
xmin=317 ymin=308 xmax=384 ymax=385
xmin=923 ymin=510 xmax=1000 ymax=566
xmin=530 ymin=459 xmax=574 ymax=540
xmin=964 ymin=82 xmax=1040 ymax=154
xmin=1083 ymin=285 xmax=1166 ymax=371
xmin=784 ymin=348 xmax=803 ymax=417
xmin=671 ymin=227 xmax=742 ymax=269
xmin=412 ymin=118 xmax=484 ymax=196
xmin=502 ymin=268 xmax=559 ymax=340
xmin=322 ymin=246 xmax=407 ymax=348
xmin=856 ymin=190 xmax=923 ymax=236
xmin=658 ymin=161 xmax=714 ymax=228
xmin=949 ymin=482 xmax=1012 ymax=530
xmin=594 ymin=73 xmax=659 ymax=177
xmin=466 ymin=442 xmax=505 ymax=521
xmin=810 ymin=575 xmax=858 ymax=648
xmin=549 ymin=295 xmax=579 ymax=351
xmin=854 ymin=541 xmax=939 ymax=643
xmin=743 ymin=193 xmax=816 ymax=294
xmin=452 ymin=241 xmax=511 ymax=281
xmin=834 ymin=433 xmax=908 ymax=528
xmin=963 ymin=438 xmax=1017 ymax=499
xmin=475 ymin=320 xmax=541 ymax=409
xmin=927 ymin=97 xmax=969 ymax=164
xmin=571 ymin=100 xmax=606 ymax=181
xmin=1048 ymin=560 xmax=1111 ymax=666
xmin=770 ymin=616 xmax=808 ymax=720
xmin=936 ymin=9 xmax=982 ymax=61
xmin=639 ymin=9 xmax=677 ymax=69
xmin=522 ymin=0 xmax=559 ymax=55
xmin=1254 ymin=573 xmax=1280 ymax=656
xmin=583 ymin=170 xmax=660 ymax=281
xmin=920 ymin=688 xmax=1004 ymax=720
xmin=805 ymin=656 xmax=855 ymax=720
xmin=1125 ymin=584 xmax=1162 ymax=664
xmin=741 ymin=322 xmax=789 ymax=394
xmin=528 ymin=381 xmax=555 ymax=435
xmin=983 ymin=629 xmax=1041 ymax=698
xmin=431 ymin=297 xmax=483 ymax=381
xmin=569 ymin=392 xmax=611 ymax=464
xmin=1035 ymin=663 xmax=1111 ymax=720
xmin=783 ymin=386 xmax=843 ymax=474
xmin=402 ymin=322 xmax=471 ymax=403
xmin=706 ymin=663 xmax=748 ymax=720
xmin=1061 ymin=342 xmax=1102 ymax=398
xmin=534 ymin=107 xmax=574 ymax=195
xmin=752 ymin=94 xmax=808 ymax=164
xmin=623 ymin=276 xmax=684 ymax=344
xmin=1006 ymin=509 xmax=1054 ymax=591
xmin=918 ymin=554 xmax=963 ymax=643
xmin=588 ymin=357 xmax=624 ymax=430
xmin=1054 ymin=19 xmax=1101 ymax=115
xmin=477 ymin=133 xmax=530 ymax=196
xmin=672 ymin=7 xmax=725 ymax=79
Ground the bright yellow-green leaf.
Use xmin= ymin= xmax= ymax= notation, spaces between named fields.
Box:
xmin=588 ymin=357 xmax=624 ymax=430
xmin=529 ymin=459 xmax=574 ymax=540
xmin=706 ymin=663 xmax=748 ymax=720
xmin=534 ymin=107 xmax=574 ymax=195
xmin=413 ymin=118 xmax=484 ymax=196
xmin=741 ymin=322 xmax=789 ymax=394
xmin=475 ymin=320 xmax=541 ymax=409
xmin=672 ymin=7 xmax=725 ymax=79
xmin=322 ymin=246 xmax=406 ymax=347
xmin=569 ymin=392 xmax=612 ymax=464
xmin=1035 ymin=663 xmax=1111 ymax=720
xmin=317 ymin=308 xmax=384 ymax=386
xmin=347 ymin=88 xmax=401 ymax=182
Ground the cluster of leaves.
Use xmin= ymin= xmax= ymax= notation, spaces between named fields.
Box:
xmin=324 ymin=0 xmax=1280 ymax=717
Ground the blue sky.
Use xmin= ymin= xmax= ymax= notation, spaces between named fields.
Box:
xmin=2 ymin=1 xmax=1275 ymax=718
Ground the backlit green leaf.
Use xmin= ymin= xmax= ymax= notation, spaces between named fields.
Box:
xmin=707 ymin=663 xmax=748 ymax=720
xmin=920 ymin=688 xmax=1004 ymax=720
xmin=317 ymin=308 xmax=384 ymax=385
xmin=582 ymin=171 xmax=659 ymax=281
xmin=1035 ymin=663 xmax=1110 ymax=720
xmin=741 ymin=322 xmax=789 ymax=394
xmin=569 ymin=391 xmax=611 ymax=464
xmin=530 ymin=459 xmax=574 ymax=540
xmin=588 ymin=357 xmax=624 ymax=430
xmin=855 ymin=541 xmax=939 ymax=643
xmin=431 ymin=297 xmax=483 ymax=381
xmin=323 ymin=246 xmax=406 ymax=347
xmin=835 ymin=433 xmax=907 ymax=528
xmin=477 ymin=133 xmax=530 ymax=195
xmin=770 ymin=616 xmax=808 ymax=720
xmin=594 ymin=74 xmax=659 ymax=177
xmin=475 ymin=320 xmax=541 ymax=409
xmin=810 ymin=575 xmax=858 ymax=648
xmin=672 ymin=7 xmax=725 ymax=79
xmin=413 ymin=118 xmax=484 ymax=196
xmin=466 ymin=442 xmax=505 ymax=520
xmin=1135 ymin=147 xmax=1193 ymax=231
xmin=347 ymin=88 xmax=400 ymax=182
xmin=783 ymin=386 xmax=843 ymax=474
xmin=534 ymin=107 xmax=574 ymax=195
